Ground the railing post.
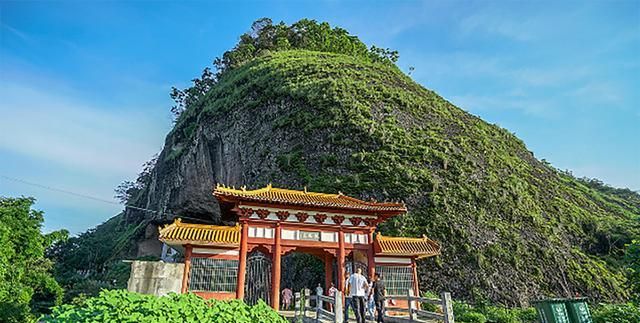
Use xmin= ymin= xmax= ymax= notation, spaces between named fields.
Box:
xmin=295 ymin=292 xmax=301 ymax=318
xmin=408 ymin=289 xmax=417 ymax=322
xmin=304 ymin=288 xmax=311 ymax=318
xmin=318 ymin=295 xmax=323 ymax=321
xmin=441 ymin=291 xmax=454 ymax=323
xmin=334 ymin=291 xmax=344 ymax=323
xmin=315 ymin=295 xmax=320 ymax=323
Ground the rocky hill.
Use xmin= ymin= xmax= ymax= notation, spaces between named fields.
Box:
xmin=114 ymin=20 xmax=640 ymax=306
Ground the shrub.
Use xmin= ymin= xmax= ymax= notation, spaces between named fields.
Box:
xmin=42 ymin=289 xmax=287 ymax=323
xmin=454 ymin=302 xmax=486 ymax=323
xmin=458 ymin=311 xmax=488 ymax=323
xmin=453 ymin=301 xmax=536 ymax=323
xmin=420 ymin=290 xmax=440 ymax=313
xmin=592 ymin=302 xmax=640 ymax=323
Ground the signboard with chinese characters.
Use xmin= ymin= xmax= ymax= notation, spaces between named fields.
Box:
xmin=299 ymin=231 xmax=321 ymax=241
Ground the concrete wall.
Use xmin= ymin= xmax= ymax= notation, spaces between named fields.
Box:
xmin=127 ymin=260 xmax=184 ymax=296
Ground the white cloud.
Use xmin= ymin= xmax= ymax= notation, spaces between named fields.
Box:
xmin=458 ymin=12 xmax=536 ymax=42
xmin=0 ymin=80 xmax=166 ymax=176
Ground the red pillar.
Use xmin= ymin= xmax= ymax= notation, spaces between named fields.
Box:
xmin=181 ymin=244 xmax=192 ymax=293
xmin=325 ymin=253 xmax=333 ymax=291
xmin=271 ymin=223 xmax=282 ymax=310
xmin=367 ymin=229 xmax=376 ymax=279
xmin=412 ymin=258 xmax=420 ymax=296
xmin=337 ymin=230 xmax=346 ymax=292
xmin=236 ymin=222 xmax=248 ymax=300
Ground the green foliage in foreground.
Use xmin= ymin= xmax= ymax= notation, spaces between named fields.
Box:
xmin=454 ymin=300 xmax=640 ymax=323
xmin=43 ymin=289 xmax=287 ymax=323
xmin=0 ymin=197 xmax=66 ymax=323
xmin=453 ymin=302 xmax=537 ymax=323
xmin=592 ymin=302 xmax=640 ymax=323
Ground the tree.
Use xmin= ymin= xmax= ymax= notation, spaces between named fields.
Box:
xmin=625 ymin=240 xmax=640 ymax=299
xmin=175 ymin=18 xmax=400 ymax=122
xmin=0 ymin=197 xmax=65 ymax=323
xmin=113 ymin=154 xmax=158 ymax=204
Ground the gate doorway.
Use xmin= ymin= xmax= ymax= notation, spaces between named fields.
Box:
xmin=345 ymin=250 xmax=369 ymax=277
xmin=281 ymin=252 xmax=325 ymax=293
xmin=244 ymin=250 xmax=272 ymax=306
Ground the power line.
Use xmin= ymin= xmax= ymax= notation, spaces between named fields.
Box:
xmin=0 ymin=174 xmax=177 ymax=219
xmin=1 ymin=174 xmax=218 ymax=224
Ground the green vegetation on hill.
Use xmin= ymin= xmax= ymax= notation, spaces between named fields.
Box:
xmin=164 ymin=19 xmax=639 ymax=304
xmin=47 ymin=213 xmax=143 ymax=302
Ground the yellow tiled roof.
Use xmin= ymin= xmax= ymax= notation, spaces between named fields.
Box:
xmin=158 ymin=218 xmax=240 ymax=246
xmin=214 ymin=184 xmax=407 ymax=213
xmin=375 ymin=234 xmax=441 ymax=258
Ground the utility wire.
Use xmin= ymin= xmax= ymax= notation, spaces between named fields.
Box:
xmin=0 ymin=174 xmax=216 ymax=224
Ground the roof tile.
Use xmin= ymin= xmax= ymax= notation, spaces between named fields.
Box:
xmin=214 ymin=184 xmax=407 ymax=213
xmin=375 ymin=234 xmax=441 ymax=259
xmin=158 ymin=218 xmax=240 ymax=246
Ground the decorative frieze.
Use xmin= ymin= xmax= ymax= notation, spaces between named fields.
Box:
xmin=295 ymin=212 xmax=309 ymax=222
xmin=276 ymin=211 xmax=290 ymax=221
xmin=349 ymin=217 xmax=363 ymax=226
xmin=331 ymin=215 xmax=345 ymax=225
xmin=363 ymin=218 xmax=377 ymax=227
xmin=239 ymin=207 xmax=254 ymax=217
xmin=256 ymin=209 xmax=270 ymax=219
xmin=314 ymin=213 xmax=327 ymax=224
xmin=244 ymin=206 xmax=376 ymax=227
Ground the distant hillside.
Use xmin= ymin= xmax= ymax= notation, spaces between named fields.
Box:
xmin=59 ymin=19 xmax=640 ymax=306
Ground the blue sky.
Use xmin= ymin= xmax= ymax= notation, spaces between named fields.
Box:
xmin=1 ymin=0 xmax=638 ymax=234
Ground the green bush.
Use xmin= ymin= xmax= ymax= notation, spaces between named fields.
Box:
xmin=453 ymin=301 xmax=536 ymax=323
xmin=458 ymin=311 xmax=488 ymax=323
xmin=454 ymin=302 xmax=486 ymax=323
xmin=592 ymin=302 xmax=640 ymax=323
xmin=42 ymin=289 xmax=287 ymax=323
xmin=420 ymin=290 xmax=440 ymax=312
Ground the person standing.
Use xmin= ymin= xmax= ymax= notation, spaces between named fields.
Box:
xmin=346 ymin=267 xmax=368 ymax=323
xmin=369 ymin=273 xmax=387 ymax=323
xmin=281 ymin=287 xmax=293 ymax=310
xmin=344 ymin=275 xmax=353 ymax=322
xmin=315 ymin=283 xmax=324 ymax=309
xmin=328 ymin=282 xmax=338 ymax=312
xmin=367 ymin=280 xmax=375 ymax=319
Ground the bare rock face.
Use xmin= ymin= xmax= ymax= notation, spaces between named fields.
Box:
xmin=127 ymin=101 xmax=315 ymax=227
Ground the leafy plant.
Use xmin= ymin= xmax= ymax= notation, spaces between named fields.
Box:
xmin=592 ymin=302 xmax=640 ymax=323
xmin=43 ymin=289 xmax=288 ymax=323
xmin=453 ymin=301 xmax=538 ymax=323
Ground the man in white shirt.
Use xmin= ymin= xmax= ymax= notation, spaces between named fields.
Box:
xmin=346 ymin=267 xmax=368 ymax=323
